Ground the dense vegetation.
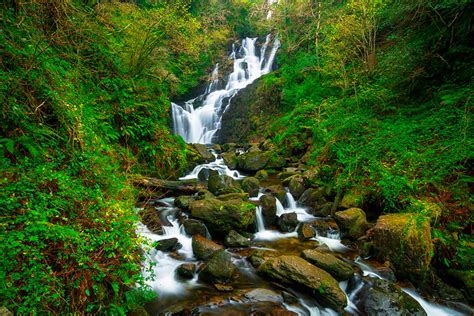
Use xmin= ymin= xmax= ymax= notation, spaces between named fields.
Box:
xmin=255 ymin=0 xmax=472 ymax=275
xmin=0 ymin=0 xmax=249 ymax=313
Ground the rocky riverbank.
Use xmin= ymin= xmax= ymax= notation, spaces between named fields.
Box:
xmin=135 ymin=142 xmax=472 ymax=315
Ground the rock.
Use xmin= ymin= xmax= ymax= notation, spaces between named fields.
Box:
xmin=446 ymin=269 xmax=474 ymax=302
xmin=192 ymin=235 xmax=223 ymax=260
xmin=197 ymin=168 xmax=213 ymax=181
xmin=244 ymin=288 xmax=282 ymax=302
xmin=199 ymin=250 xmax=236 ymax=283
xmin=340 ymin=190 xmax=363 ymax=209
xmin=138 ymin=206 xmax=163 ymax=234
xmin=248 ymin=249 xmax=280 ymax=268
xmin=216 ymin=192 xmax=249 ymax=201
xmin=298 ymin=188 xmax=325 ymax=208
xmin=358 ymin=279 xmax=426 ymax=315
xmin=370 ymin=213 xmax=433 ymax=281
xmin=288 ymin=176 xmax=306 ymax=199
xmin=237 ymin=151 xmax=271 ymax=172
xmin=154 ymin=238 xmax=182 ymax=252
xmin=312 ymin=202 xmax=333 ymax=217
xmin=214 ymin=284 xmax=234 ymax=292
xmin=176 ymin=263 xmax=196 ymax=280
xmin=301 ymin=249 xmax=353 ymax=280
xmin=0 ymin=307 xmax=13 ymax=316
xmin=265 ymin=185 xmax=286 ymax=202
xmin=278 ymin=213 xmax=298 ymax=232
xmin=241 ymin=177 xmax=260 ymax=197
xmin=212 ymin=144 xmax=222 ymax=152
xmin=225 ymin=230 xmax=251 ymax=248
xmin=222 ymin=143 xmax=237 ymax=152
xmin=183 ymin=219 xmax=210 ymax=237
xmin=190 ymin=144 xmax=215 ymax=162
xmin=221 ymin=152 xmax=238 ymax=170
xmin=208 ymin=174 xmax=242 ymax=195
xmin=195 ymin=189 xmax=215 ymax=200
xmin=257 ymin=256 xmax=347 ymax=311
xmin=334 ymin=208 xmax=369 ymax=240
xmin=310 ymin=219 xmax=339 ymax=236
xmin=255 ymin=170 xmax=269 ymax=180
xmin=297 ymin=223 xmax=316 ymax=241
xmin=260 ymin=194 xmax=277 ymax=226
xmin=174 ymin=195 xmax=195 ymax=210
xmin=185 ymin=143 xmax=215 ymax=169
xmin=190 ymin=198 xmax=256 ymax=237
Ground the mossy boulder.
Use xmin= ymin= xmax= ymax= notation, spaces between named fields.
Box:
xmin=370 ymin=213 xmax=433 ymax=281
xmin=278 ymin=212 xmax=298 ymax=232
xmin=192 ymin=234 xmax=223 ymax=260
xmin=288 ymin=175 xmax=306 ymax=199
xmin=208 ymin=174 xmax=242 ymax=196
xmin=340 ymin=189 xmax=364 ymax=209
xmin=258 ymin=255 xmax=347 ymax=311
xmin=357 ymin=279 xmax=426 ymax=315
xmin=301 ymin=249 xmax=353 ymax=280
xmin=260 ymin=194 xmax=277 ymax=226
xmin=334 ymin=208 xmax=369 ymax=240
xmin=185 ymin=143 xmax=215 ymax=169
xmin=265 ymin=185 xmax=286 ymax=202
xmin=221 ymin=152 xmax=238 ymax=170
xmin=237 ymin=151 xmax=272 ymax=172
xmin=183 ymin=219 xmax=210 ymax=237
xmin=297 ymin=223 xmax=316 ymax=241
xmin=216 ymin=192 xmax=249 ymax=201
xmin=298 ymin=188 xmax=325 ymax=209
xmin=174 ymin=195 xmax=195 ymax=211
xmin=266 ymin=154 xmax=286 ymax=169
xmin=255 ymin=169 xmax=269 ymax=180
xmin=224 ymin=230 xmax=251 ymax=248
xmin=195 ymin=189 xmax=215 ymax=200
xmin=199 ymin=250 xmax=237 ymax=284
xmin=189 ymin=198 xmax=256 ymax=237
xmin=241 ymin=177 xmax=260 ymax=197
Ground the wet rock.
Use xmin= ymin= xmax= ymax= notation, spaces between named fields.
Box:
xmin=252 ymin=306 xmax=297 ymax=316
xmin=244 ymin=288 xmax=282 ymax=302
xmin=225 ymin=230 xmax=251 ymax=248
xmin=154 ymin=238 xmax=182 ymax=252
xmin=241 ymin=177 xmax=260 ymax=197
xmin=237 ymin=151 xmax=271 ymax=172
xmin=138 ymin=206 xmax=163 ymax=234
xmin=255 ymin=169 xmax=269 ymax=180
xmin=278 ymin=213 xmax=298 ymax=232
xmin=174 ymin=195 xmax=195 ymax=211
xmin=260 ymin=194 xmax=277 ymax=226
xmin=358 ymin=279 xmax=426 ymax=315
xmin=189 ymin=198 xmax=256 ymax=237
xmin=334 ymin=208 xmax=369 ymax=240
xmin=248 ymin=249 xmax=279 ymax=268
xmin=183 ymin=219 xmax=210 ymax=237
xmin=176 ymin=263 xmax=196 ymax=280
xmin=310 ymin=219 xmax=339 ymax=236
xmin=195 ymin=189 xmax=215 ymax=200
xmin=298 ymin=188 xmax=325 ymax=208
xmin=265 ymin=185 xmax=286 ymax=202
xmin=370 ymin=213 xmax=433 ymax=281
xmin=301 ymin=249 xmax=353 ymax=280
xmin=214 ymin=284 xmax=233 ymax=292
xmin=297 ymin=223 xmax=316 ymax=241
xmin=197 ymin=168 xmax=213 ymax=181
xmin=192 ymin=234 xmax=223 ymax=260
xmin=199 ymin=250 xmax=236 ymax=284
xmin=208 ymin=174 xmax=242 ymax=196
xmin=212 ymin=144 xmax=222 ymax=152
xmin=186 ymin=143 xmax=215 ymax=169
xmin=288 ymin=176 xmax=306 ymax=199
xmin=257 ymin=255 xmax=347 ymax=311
xmin=221 ymin=152 xmax=238 ymax=170
xmin=312 ymin=202 xmax=333 ymax=217
xmin=217 ymin=192 xmax=249 ymax=201
xmin=340 ymin=189 xmax=363 ymax=209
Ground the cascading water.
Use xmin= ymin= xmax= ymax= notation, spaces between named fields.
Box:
xmin=171 ymin=35 xmax=280 ymax=144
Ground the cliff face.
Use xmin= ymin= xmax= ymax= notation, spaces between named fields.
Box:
xmin=218 ymin=77 xmax=281 ymax=144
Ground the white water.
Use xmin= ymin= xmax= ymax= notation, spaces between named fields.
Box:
xmin=402 ymin=288 xmax=465 ymax=316
xmin=172 ymin=35 xmax=280 ymax=144
xmin=179 ymin=149 xmax=244 ymax=180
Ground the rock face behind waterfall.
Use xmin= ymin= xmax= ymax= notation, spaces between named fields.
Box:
xmin=219 ymin=78 xmax=281 ymax=144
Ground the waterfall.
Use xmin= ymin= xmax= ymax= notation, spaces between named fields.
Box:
xmin=171 ymin=34 xmax=280 ymax=144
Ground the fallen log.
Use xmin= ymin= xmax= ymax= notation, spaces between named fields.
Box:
xmin=132 ymin=176 xmax=204 ymax=195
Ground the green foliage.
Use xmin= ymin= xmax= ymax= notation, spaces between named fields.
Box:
xmin=0 ymin=0 xmax=232 ymax=313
